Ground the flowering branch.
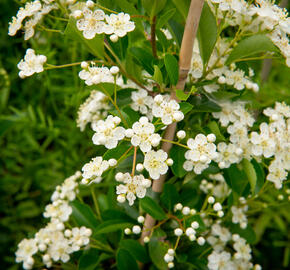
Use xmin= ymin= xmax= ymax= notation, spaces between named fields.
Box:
xmin=140 ymin=0 xmax=205 ymax=244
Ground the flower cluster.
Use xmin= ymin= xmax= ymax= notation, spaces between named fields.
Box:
xmin=8 ymin=0 xmax=58 ymax=40
xmin=79 ymin=62 xmax=115 ymax=85
xmin=116 ymin=172 xmax=151 ymax=205
xmin=77 ymin=90 xmax=110 ymax=131
xmin=183 ymin=133 xmax=218 ymax=174
xmin=17 ymin=48 xmax=47 ymax=78
xmin=199 ymin=174 xmax=230 ymax=198
xmin=75 ymin=1 xmax=135 ymax=41
xmin=81 ymin=156 xmax=117 ymax=184
xmin=15 ymin=172 xmax=92 ymax=269
xmin=213 ymin=101 xmax=290 ymax=189
xmin=152 ymin=94 xmax=184 ymax=125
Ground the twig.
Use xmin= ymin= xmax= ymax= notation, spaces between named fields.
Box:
xmin=151 ymin=16 xmax=157 ymax=58
xmin=140 ymin=0 xmax=205 ymax=244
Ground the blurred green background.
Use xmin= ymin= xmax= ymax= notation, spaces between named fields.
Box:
xmin=0 ymin=1 xmax=290 ymax=269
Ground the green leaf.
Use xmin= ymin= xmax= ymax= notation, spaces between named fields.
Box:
xmin=198 ymin=2 xmax=217 ymax=65
xmin=224 ymin=164 xmax=249 ymax=195
xmin=130 ymin=47 xmax=155 ymax=75
xmin=117 ymin=249 xmax=139 ymax=270
xmin=78 ymin=248 xmax=99 ymax=270
xmin=70 ymin=201 xmax=99 ymax=230
xmin=179 ymin=102 xmax=193 ymax=115
xmin=142 ymin=0 xmax=167 ymax=19
xmin=171 ymin=0 xmax=190 ymax=20
xmin=94 ymin=219 xmax=134 ymax=235
xmin=87 ymin=83 xmax=121 ymax=97
xmin=164 ymin=54 xmax=179 ymax=85
xmin=160 ymin=183 xmax=179 ymax=211
xmin=122 ymin=106 xmax=140 ymax=126
xmin=64 ymin=17 xmax=104 ymax=58
xmin=170 ymin=145 xmax=187 ymax=178
xmin=226 ymin=34 xmax=279 ymax=64
xmin=140 ymin=197 xmax=167 ymax=220
xmin=189 ymin=94 xmax=221 ymax=112
xmin=242 ymin=159 xmax=265 ymax=194
xmin=156 ymin=8 xmax=176 ymax=29
xmin=149 ymin=237 xmax=169 ymax=270
xmin=207 ymin=121 xmax=225 ymax=141
xmin=153 ymin=65 xmax=163 ymax=85
xmin=242 ymin=159 xmax=257 ymax=194
xmin=119 ymin=239 xmax=150 ymax=263
xmin=103 ymin=141 xmax=133 ymax=161
xmin=176 ymin=86 xmax=197 ymax=101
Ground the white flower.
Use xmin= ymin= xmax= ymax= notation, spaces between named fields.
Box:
xmin=211 ymin=224 xmax=231 ymax=243
xmin=105 ymin=12 xmax=135 ymax=38
xmin=212 ymin=102 xmax=242 ymax=127
xmin=81 ymin=156 xmax=111 ymax=184
xmin=77 ymin=90 xmax=110 ymax=131
xmin=8 ymin=16 xmax=22 ymax=36
xmin=231 ymin=206 xmax=248 ymax=228
xmin=68 ymin=227 xmax=92 ymax=251
xmin=16 ymin=239 xmax=38 ymax=266
xmin=126 ymin=117 xmax=161 ymax=152
xmin=216 ymin=143 xmax=242 ymax=168
xmin=79 ymin=63 xmax=114 ymax=85
xmin=131 ymin=89 xmax=153 ymax=114
xmin=47 ymin=237 xmax=72 ymax=263
xmin=233 ymin=237 xmax=252 ymax=261
xmin=143 ymin=150 xmax=169 ymax=180
xmin=250 ymin=123 xmax=276 ymax=158
xmin=17 ymin=48 xmax=47 ymax=78
xmin=76 ymin=8 xmax=106 ymax=39
xmin=92 ymin=115 xmax=125 ymax=149
xmin=207 ymin=251 xmax=232 ymax=270
xmin=183 ymin=134 xmax=218 ymax=174
xmin=152 ymin=95 xmax=184 ymax=125
xmin=116 ymin=173 xmax=151 ymax=205
xmin=43 ymin=200 xmax=72 ymax=222
xmin=267 ymin=159 xmax=288 ymax=189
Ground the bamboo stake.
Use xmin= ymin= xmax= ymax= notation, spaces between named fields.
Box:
xmin=140 ymin=0 xmax=205 ymax=244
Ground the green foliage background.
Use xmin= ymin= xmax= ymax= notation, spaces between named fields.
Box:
xmin=0 ymin=1 xmax=290 ymax=269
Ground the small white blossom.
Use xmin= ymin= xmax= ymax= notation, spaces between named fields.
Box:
xmin=17 ymin=49 xmax=47 ymax=78
xmin=131 ymin=89 xmax=153 ymax=115
xmin=116 ymin=173 xmax=151 ymax=205
xmin=152 ymin=95 xmax=184 ymax=125
xmin=81 ymin=156 xmax=112 ymax=184
xmin=92 ymin=115 xmax=125 ymax=149
xmin=143 ymin=150 xmax=169 ymax=180
xmin=79 ymin=63 xmax=114 ymax=85
xmin=126 ymin=117 xmax=161 ymax=152
xmin=105 ymin=12 xmax=135 ymax=38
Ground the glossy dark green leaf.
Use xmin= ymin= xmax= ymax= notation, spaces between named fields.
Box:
xmin=189 ymin=94 xmax=221 ymax=112
xmin=78 ymin=248 xmax=99 ymax=270
xmin=198 ymin=2 xmax=217 ymax=65
xmin=164 ymin=54 xmax=179 ymax=85
xmin=160 ymin=183 xmax=179 ymax=210
xmin=140 ymin=197 xmax=167 ymax=220
xmin=153 ymin=65 xmax=163 ymax=85
xmin=70 ymin=201 xmax=99 ymax=230
xmin=64 ymin=17 xmax=104 ymax=58
xmin=117 ymin=248 xmax=139 ymax=270
xmin=156 ymin=8 xmax=176 ymax=29
xmin=119 ymin=239 xmax=150 ymax=263
xmin=148 ymin=237 xmax=169 ymax=269
xmin=226 ymin=34 xmax=279 ymax=64
xmin=170 ymin=145 xmax=187 ymax=178
xmin=179 ymin=102 xmax=193 ymax=115
xmin=224 ymin=164 xmax=249 ymax=195
xmin=142 ymin=0 xmax=167 ymax=19
xmin=130 ymin=47 xmax=155 ymax=75
xmin=94 ymin=219 xmax=134 ymax=235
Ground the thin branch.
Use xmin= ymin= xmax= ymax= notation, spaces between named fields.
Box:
xmin=140 ymin=0 xmax=205 ymax=244
xmin=151 ymin=16 xmax=157 ymax=58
